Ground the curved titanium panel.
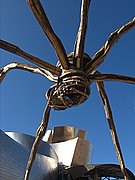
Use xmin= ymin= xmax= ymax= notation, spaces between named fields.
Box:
xmin=0 ymin=130 xmax=58 ymax=180
xmin=6 ymin=131 xmax=58 ymax=160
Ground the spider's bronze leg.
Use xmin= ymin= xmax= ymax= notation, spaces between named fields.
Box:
xmin=0 ymin=40 xmax=61 ymax=76
xmin=0 ymin=62 xmax=58 ymax=83
xmin=96 ymin=81 xmax=128 ymax=180
xmin=74 ymin=0 xmax=90 ymax=69
xmin=27 ymin=0 xmax=69 ymax=69
xmin=24 ymin=103 xmax=51 ymax=180
xmin=84 ymin=17 xmax=135 ymax=74
xmin=89 ymin=73 xmax=135 ymax=85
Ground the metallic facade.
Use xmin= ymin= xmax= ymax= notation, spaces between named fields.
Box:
xmin=43 ymin=126 xmax=93 ymax=166
xmin=0 ymin=130 xmax=58 ymax=180
xmin=0 ymin=126 xmax=92 ymax=179
xmin=0 ymin=127 xmax=134 ymax=179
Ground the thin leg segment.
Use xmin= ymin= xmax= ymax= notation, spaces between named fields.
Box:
xmin=27 ymin=0 xmax=69 ymax=69
xmin=0 ymin=39 xmax=61 ymax=76
xmin=96 ymin=81 xmax=129 ymax=180
xmin=74 ymin=0 xmax=90 ymax=69
xmin=89 ymin=73 xmax=135 ymax=85
xmin=84 ymin=17 xmax=135 ymax=74
xmin=0 ymin=62 xmax=58 ymax=83
xmin=24 ymin=104 xmax=51 ymax=180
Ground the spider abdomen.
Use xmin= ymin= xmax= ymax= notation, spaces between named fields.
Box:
xmin=46 ymin=70 xmax=91 ymax=110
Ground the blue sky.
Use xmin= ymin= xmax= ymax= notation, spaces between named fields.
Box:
xmin=1 ymin=0 xmax=135 ymax=175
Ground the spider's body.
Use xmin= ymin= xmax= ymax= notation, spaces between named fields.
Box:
xmin=47 ymin=52 xmax=91 ymax=110
xmin=46 ymin=69 xmax=91 ymax=110
xmin=1 ymin=0 xmax=135 ymax=179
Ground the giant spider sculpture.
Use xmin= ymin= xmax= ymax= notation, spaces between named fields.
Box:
xmin=0 ymin=0 xmax=135 ymax=180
